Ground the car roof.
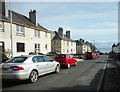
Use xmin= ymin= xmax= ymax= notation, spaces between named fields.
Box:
xmin=14 ymin=55 xmax=46 ymax=58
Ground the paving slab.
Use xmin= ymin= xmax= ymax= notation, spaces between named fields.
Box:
xmin=104 ymin=58 xmax=120 ymax=91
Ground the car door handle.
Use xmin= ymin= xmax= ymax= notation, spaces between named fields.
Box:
xmin=37 ymin=65 xmax=39 ymax=66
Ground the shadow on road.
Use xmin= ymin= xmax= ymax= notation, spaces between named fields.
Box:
xmin=47 ymin=69 xmax=104 ymax=91
xmin=2 ymin=79 xmax=28 ymax=88
xmin=2 ymin=69 xmax=104 ymax=91
xmin=2 ymin=72 xmax=57 ymax=89
xmin=2 ymin=59 xmax=120 ymax=91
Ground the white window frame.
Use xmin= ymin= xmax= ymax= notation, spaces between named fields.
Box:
xmin=45 ymin=32 xmax=47 ymax=38
xmin=67 ymin=41 xmax=69 ymax=46
xmin=34 ymin=30 xmax=40 ymax=37
xmin=0 ymin=21 xmax=4 ymax=31
xmin=35 ymin=43 xmax=40 ymax=52
xmin=16 ymin=25 xmax=25 ymax=36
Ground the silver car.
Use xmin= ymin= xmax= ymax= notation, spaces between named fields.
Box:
xmin=0 ymin=55 xmax=60 ymax=83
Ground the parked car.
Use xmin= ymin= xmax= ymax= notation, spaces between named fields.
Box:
xmin=29 ymin=52 xmax=44 ymax=55
xmin=55 ymin=54 xmax=77 ymax=68
xmin=0 ymin=55 xmax=60 ymax=83
xmin=47 ymin=52 xmax=61 ymax=55
xmin=85 ymin=52 xmax=97 ymax=59
xmin=46 ymin=52 xmax=61 ymax=60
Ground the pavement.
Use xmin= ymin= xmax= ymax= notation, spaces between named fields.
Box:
xmin=104 ymin=58 xmax=120 ymax=91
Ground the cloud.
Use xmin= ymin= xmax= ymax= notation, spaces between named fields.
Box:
xmin=10 ymin=0 xmax=120 ymax=2
xmin=70 ymin=27 xmax=118 ymax=41
xmin=10 ymin=2 xmax=118 ymax=52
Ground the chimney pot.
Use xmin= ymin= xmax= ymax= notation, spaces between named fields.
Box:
xmin=58 ymin=27 xmax=63 ymax=37
xmin=66 ymin=31 xmax=70 ymax=38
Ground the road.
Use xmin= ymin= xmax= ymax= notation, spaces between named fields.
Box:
xmin=2 ymin=55 xmax=108 ymax=91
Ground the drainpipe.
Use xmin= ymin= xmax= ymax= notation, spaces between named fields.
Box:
xmin=10 ymin=1 xmax=13 ymax=58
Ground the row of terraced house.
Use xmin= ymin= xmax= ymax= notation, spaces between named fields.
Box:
xmin=110 ymin=42 xmax=120 ymax=60
xmin=0 ymin=1 xmax=95 ymax=58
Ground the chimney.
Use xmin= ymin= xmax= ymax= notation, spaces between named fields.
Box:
xmin=82 ymin=40 xmax=85 ymax=43
xmin=29 ymin=10 xmax=37 ymax=25
xmin=79 ymin=38 xmax=83 ymax=43
xmin=66 ymin=31 xmax=70 ymax=38
xmin=58 ymin=27 xmax=63 ymax=37
xmin=0 ymin=0 xmax=9 ymax=17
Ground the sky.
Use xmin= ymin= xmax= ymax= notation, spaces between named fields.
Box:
xmin=8 ymin=0 xmax=119 ymax=53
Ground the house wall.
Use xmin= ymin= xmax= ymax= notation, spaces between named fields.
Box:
xmin=0 ymin=21 xmax=51 ymax=57
xmin=51 ymin=39 xmax=76 ymax=54
xmin=87 ymin=45 xmax=92 ymax=52
xmin=61 ymin=40 xmax=76 ymax=54
xmin=0 ymin=22 xmax=11 ymax=52
xmin=76 ymin=44 xmax=88 ymax=54
xmin=51 ymin=39 xmax=61 ymax=52
xmin=76 ymin=45 xmax=81 ymax=54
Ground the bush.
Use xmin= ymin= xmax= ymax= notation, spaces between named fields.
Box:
xmin=0 ymin=51 xmax=9 ymax=63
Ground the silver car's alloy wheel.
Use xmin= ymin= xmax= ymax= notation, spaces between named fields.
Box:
xmin=67 ymin=63 xmax=70 ymax=68
xmin=55 ymin=65 xmax=60 ymax=73
xmin=29 ymin=70 xmax=38 ymax=83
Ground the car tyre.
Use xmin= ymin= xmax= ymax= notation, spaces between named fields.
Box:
xmin=55 ymin=65 xmax=60 ymax=73
xmin=29 ymin=70 xmax=38 ymax=83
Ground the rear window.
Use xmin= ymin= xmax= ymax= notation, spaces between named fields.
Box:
xmin=7 ymin=57 xmax=28 ymax=63
xmin=56 ymin=54 xmax=66 ymax=58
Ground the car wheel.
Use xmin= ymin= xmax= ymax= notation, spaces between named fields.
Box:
xmin=74 ymin=61 xmax=77 ymax=66
xmin=55 ymin=65 xmax=60 ymax=73
xmin=29 ymin=70 xmax=38 ymax=83
xmin=67 ymin=63 xmax=70 ymax=69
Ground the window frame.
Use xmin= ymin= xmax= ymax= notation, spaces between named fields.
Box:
xmin=16 ymin=25 xmax=25 ymax=36
xmin=35 ymin=43 xmax=40 ymax=52
xmin=34 ymin=30 xmax=40 ymax=38
xmin=0 ymin=21 xmax=4 ymax=32
xmin=16 ymin=42 xmax=25 ymax=52
xmin=45 ymin=32 xmax=47 ymax=38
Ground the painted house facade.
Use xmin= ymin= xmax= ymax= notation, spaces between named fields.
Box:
xmin=0 ymin=2 xmax=51 ymax=57
xmin=51 ymin=27 xmax=76 ymax=54
xmin=75 ymin=39 xmax=93 ymax=54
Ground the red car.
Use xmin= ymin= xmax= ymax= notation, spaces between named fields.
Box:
xmin=85 ymin=52 xmax=97 ymax=59
xmin=55 ymin=54 xmax=77 ymax=68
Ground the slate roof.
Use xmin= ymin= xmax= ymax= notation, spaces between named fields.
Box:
xmin=75 ymin=40 xmax=86 ymax=45
xmin=8 ymin=10 xmax=36 ymax=27
xmin=9 ymin=10 xmax=49 ymax=32
xmin=0 ymin=9 xmax=49 ymax=32
xmin=52 ymin=31 xmax=75 ymax=42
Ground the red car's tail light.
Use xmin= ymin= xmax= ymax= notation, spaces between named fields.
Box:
xmin=10 ymin=66 xmax=24 ymax=71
